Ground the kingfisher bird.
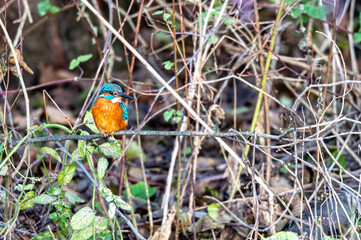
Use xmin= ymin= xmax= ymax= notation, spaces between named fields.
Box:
xmin=92 ymin=83 xmax=133 ymax=137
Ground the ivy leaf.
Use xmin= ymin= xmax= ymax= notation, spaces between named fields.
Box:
xmin=163 ymin=13 xmax=172 ymax=21
xmin=95 ymin=142 xmax=122 ymax=158
xmin=65 ymin=191 xmax=85 ymax=205
xmin=71 ymin=149 xmax=84 ymax=163
xmin=20 ymin=191 xmax=35 ymax=210
xmin=163 ymin=109 xmax=175 ymax=122
xmin=83 ymin=111 xmax=100 ymax=133
xmin=46 ymin=186 xmax=62 ymax=196
xmin=34 ymin=194 xmax=57 ymax=205
xmin=108 ymin=202 xmax=116 ymax=219
xmin=113 ymin=195 xmax=132 ymax=211
xmin=58 ymin=163 xmax=77 ymax=185
xmin=162 ymin=60 xmax=174 ymax=70
xmin=41 ymin=147 xmax=62 ymax=163
xmin=70 ymin=207 xmax=95 ymax=230
xmin=265 ymin=232 xmax=299 ymax=240
xmin=97 ymin=157 xmax=108 ymax=179
xmin=304 ymin=2 xmax=326 ymax=20
xmin=71 ymin=217 xmax=108 ymax=240
xmin=14 ymin=184 xmax=34 ymax=192
xmin=78 ymin=131 xmax=89 ymax=158
xmin=37 ymin=0 xmax=59 ymax=17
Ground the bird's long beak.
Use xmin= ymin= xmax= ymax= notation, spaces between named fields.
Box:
xmin=116 ymin=92 xmax=134 ymax=100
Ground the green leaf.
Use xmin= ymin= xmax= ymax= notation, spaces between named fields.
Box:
xmin=77 ymin=54 xmax=92 ymax=62
xmin=328 ymin=150 xmax=347 ymax=173
xmin=70 ymin=207 xmax=95 ymax=230
xmin=163 ymin=109 xmax=175 ymax=122
xmin=209 ymin=34 xmax=218 ymax=44
xmin=41 ymin=147 xmax=62 ymax=163
xmin=265 ymin=231 xmax=299 ymax=240
xmin=354 ymin=32 xmax=361 ymax=43
xmin=31 ymin=230 xmax=56 ymax=240
xmin=83 ymin=110 xmax=100 ymax=133
xmin=125 ymin=140 xmax=146 ymax=161
xmin=152 ymin=10 xmax=164 ymax=16
xmin=71 ymin=149 xmax=84 ymax=163
xmin=20 ymin=191 xmax=35 ymax=210
xmin=58 ymin=163 xmax=77 ymax=185
xmin=0 ymin=164 xmax=8 ymax=176
xmin=37 ymin=0 xmax=59 ymax=17
xmin=108 ymin=202 xmax=116 ymax=219
xmin=96 ymin=142 xmax=122 ymax=158
xmin=71 ymin=217 xmax=108 ymax=240
xmin=163 ymin=13 xmax=172 ymax=21
xmin=65 ymin=191 xmax=85 ymax=205
xmin=46 ymin=186 xmax=62 ymax=196
xmin=49 ymin=6 xmax=60 ymax=14
xmin=101 ymin=187 xmax=114 ymax=202
xmin=113 ymin=195 xmax=132 ymax=211
xmin=34 ymin=194 xmax=57 ymax=204
xmin=304 ymin=2 xmax=326 ymax=20
xmin=280 ymin=96 xmax=293 ymax=106
xmin=291 ymin=6 xmax=300 ymax=18
xmin=224 ymin=18 xmax=234 ymax=25
xmin=207 ymin=203 xmax=220 ymax=220
xmin=162 ymin=60 xmax=174 ymax=70
xmin=280 ymin=163 xmax=296 ymax=174
xmin=69 ymin=59 xmax=80 ymax=70
xmin=14 ymin=184 xmax=34 ymax=191
xmin=77 ymin=131 xmax=89 ymax=158
xmin=123 ymin=181 xmax=157 ymax=200
xmin=69 ymin=54 xmax=92 ymax=70
xmin=174 ymin=116 xmax=181 ymax=123
xmin=97 ymin=157 xmax=108 ymax=179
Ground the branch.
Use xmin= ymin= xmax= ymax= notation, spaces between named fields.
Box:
xmin=18 ymin=130 xmax=292 ymax=144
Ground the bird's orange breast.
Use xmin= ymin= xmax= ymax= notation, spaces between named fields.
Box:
xmin=92 ymin=98 xmax=128 ymax=135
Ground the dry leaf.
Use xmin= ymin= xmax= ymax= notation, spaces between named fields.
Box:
xmin=207 ymin=104 xmax=225 ymax=127
xmin=150 ymin=209 xmax=175 ymax=240
xmin=8 ymin=49 xmax=34 ymax=75
xmin=45 ymin=106 xmax=75 ymax=126
xmin=39 ymin=62 xmax=76 ymax=84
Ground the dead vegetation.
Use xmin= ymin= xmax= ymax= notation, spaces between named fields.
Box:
xmin=1 ymin=0 xmax=361 ymax=239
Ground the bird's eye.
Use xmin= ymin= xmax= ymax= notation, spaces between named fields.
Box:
xmin=109 ymin=91 xmax=114 ymax=95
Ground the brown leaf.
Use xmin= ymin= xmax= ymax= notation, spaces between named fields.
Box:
xmin=8 ymin=49 xmax=34 ymax=75
xmin=38 ymin=62 xmax=75 ymax=84
xmin=45 ymin=106 xmax=75 ymax=126
xmin=150 ymin=209 xmax=175 ymax=240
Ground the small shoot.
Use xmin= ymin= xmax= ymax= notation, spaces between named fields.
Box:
xmin=164 ymin=109 xmax=182 ymax=124
xmin=69 ymin=54 xmax=93 ymax=70
xmin=162 ymin=60 xmax=175 ymax=70
xmin=37 ymin=0 xmax=60 ymax=16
